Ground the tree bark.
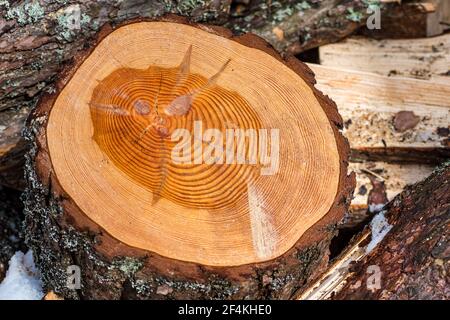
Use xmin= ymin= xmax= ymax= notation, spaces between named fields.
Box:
xmin=228 ymin=0 xmax=382 ymax=54
xmin=334 ymin=162 xmax=449 ymax=300
xmin=22 ymin=17 xmax=354 ymax=300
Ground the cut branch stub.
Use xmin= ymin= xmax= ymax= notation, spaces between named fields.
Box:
xmin=28 ymin=18 xmax=353 ymax=299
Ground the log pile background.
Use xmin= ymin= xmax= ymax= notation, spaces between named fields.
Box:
xmin=0 ymin=0 xmax=449 ymax=299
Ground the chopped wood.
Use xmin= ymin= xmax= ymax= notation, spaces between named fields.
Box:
xmin=309 ymin=63 xmax=450 ymax=164
xmin=298 ymin=229 xmax=371 ymax=300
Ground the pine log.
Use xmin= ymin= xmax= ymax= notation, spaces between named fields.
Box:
xmin=23 ymin=17 xmax=354 ymax=300
xmin=309 ymin=63 xmax=450 ymax=164
xmin=227 ymin=0 xmax=393 ymax=54
xmin=335 ymin=162 xmax=449 ymax=300
xmin=0 ymin=0 xmax=389 ymax=190
xmin=299 ymin=161 xmax=449 ymax=300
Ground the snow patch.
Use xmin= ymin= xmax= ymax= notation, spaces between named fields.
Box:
xmin=366 ymin=211 xmax=393 ymax=254
xmin=368 ymin=203 xmax=385 ymax=214
xmin=0 ymin=250 xmax=44 ymax=300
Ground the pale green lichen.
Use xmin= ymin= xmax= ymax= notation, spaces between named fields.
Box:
xmin=0 ymin=0 xmax=10 ymax=9
xmin=273 ymin=7 xmax=294 ymax=23
xmin=346 ymin=0 xmax=381 ymax=22
xmin=346 ymin=7 xmax=363 ymax=22
xmin=295 ymin=1 xmax=311 ymax=11
xmin=24 ymin=1 xmax=45 ymax=23
xmin=81 ymin=14 xmax=91 ymax=25
xmin=5 ymin=1 xmax=44 ymax=25
xmin=56 ymin=5 xmax=91 ymax=42
xmin=177 ymin=0 xmax=206 ymax=13
xmin=111 ymin=257 xmax=144 ymax=277
xmin=363 ymin=0 xmax=382 ymax=9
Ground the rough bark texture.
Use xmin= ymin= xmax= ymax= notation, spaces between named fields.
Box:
xmin=22 ymin=16 xmax=354 ymax=300
xmin=0 ymin=0 xmax=391 ymax=190
xmin=334 ymin=162 xmax=449 ymax=300
xmin=228 ymin=0 xmax=390 ymax=55
xmin=0 ymin=105 xmax=28 ymax=190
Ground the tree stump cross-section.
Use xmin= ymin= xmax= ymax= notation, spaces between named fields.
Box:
xmin=24 ymin=16 xmax=354 ymax=300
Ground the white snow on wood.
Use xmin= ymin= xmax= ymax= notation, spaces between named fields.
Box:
xmin=0 ymin=250 xmax=44 ymax=300
xmin=247 ymin=183 xmax=277 ymax=259
xmin=366 ymin=211 xmax=393 ymax=254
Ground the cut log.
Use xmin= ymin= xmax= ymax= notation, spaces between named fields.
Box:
xmin=319 ymin=34 xmax=450 ymax=79
xmin=227 ymin=0 xmax=396 ymax=54
xmin=23 ymin=17 xmax=354 ymax=300
xmin=309 ymin=64 xmax=450 ymax=164
xmin=0 ymin=0 xmax=390 ymax=191
xmin=336 ymin=163 xmax=449 ymax=300
xmin=299 ymin=161 xmax=449 ymax=300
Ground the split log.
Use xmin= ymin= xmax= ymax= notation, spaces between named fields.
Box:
xmin=319 ymin=34 xmax=450 ymax=79
xmin=309 ymin=63 xmax=450 ymax=164
xmin=299 ymin=161 xmax=449 ymax=300
xmin=23 ymin=17 xmax=354 ymax=300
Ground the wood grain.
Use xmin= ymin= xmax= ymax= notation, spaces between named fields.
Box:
xmin=319 ymin=34 xmax=450 ymax=80
xmin=46 ymin=21 xmax=341 ymax=266
xmin=309 ymin=63 xmax=450 ymax=163
xmin=24 ymin=17 xmax=354 ymax=299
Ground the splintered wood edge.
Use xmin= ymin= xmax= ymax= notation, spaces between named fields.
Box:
xmin=297 ymin=229 xmax=371 ymax=300
xmin=29 ymin=15 xmax=354 ymax=276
